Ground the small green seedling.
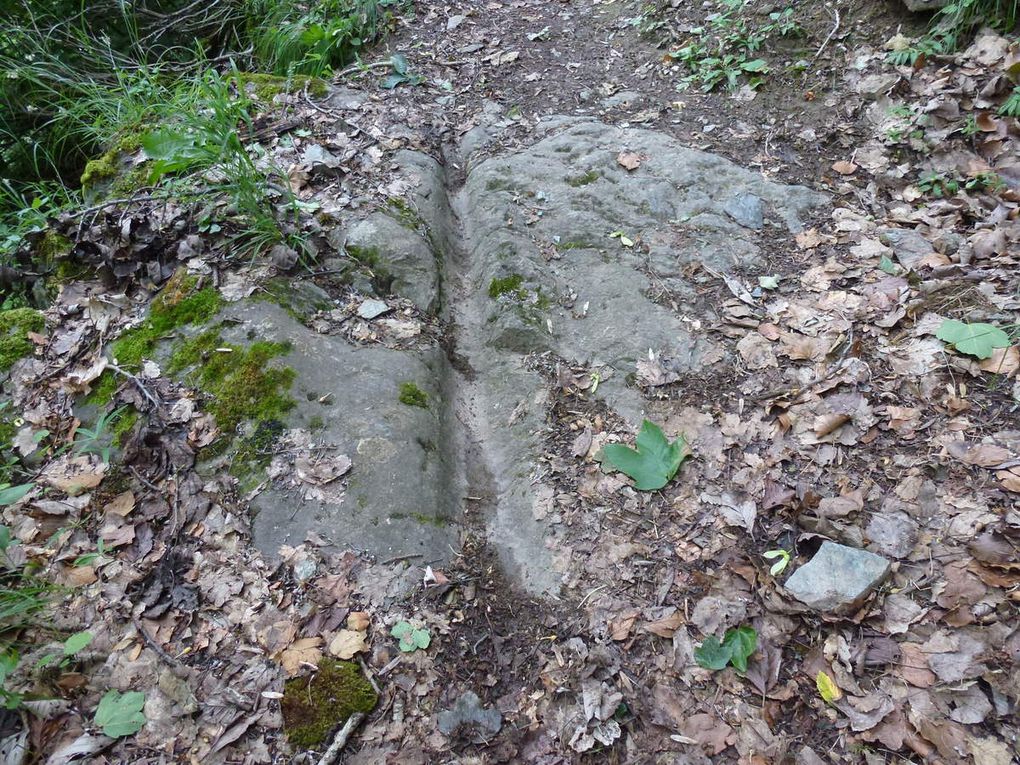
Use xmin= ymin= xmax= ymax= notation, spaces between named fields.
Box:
xmin=694 ymin=625 xmax=757 ymax=673
xmin=602 ymin=420 xmax=689 ymax=491
xmin=391 ymin=621 xmax=430 ymax=653
xmin=74 ymin=406 xmax=127 ymax=464
xmin=94 ymin=689 xmax=146 ymax=738
xmin=37 ymin=631 xmax=93 ymax=671
xmin=936 ymin=319 xmax=1010 ymax=360
xmin=381 ymin=54 xmax=424 ymax=89
xmin=762 ymin=549 xmax=790 ymax=576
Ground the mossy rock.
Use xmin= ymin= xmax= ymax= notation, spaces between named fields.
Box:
xmin=398 ymin=381 xmax=428 ymax=408
xmin=281 ymin=659 xmax=377 ymax=749
xmin=168 ymin=329 xmax=294 ymax=434
xmin=80 ymin=133 xmax=147 ymax=200
xmin=488 ymin=273 xmax=527 ymax=301
xmin=86 ymin=272 xmax=223 ymax=406
xmin=0 ymin=308 xmax=44 ymax=371
xmin=233 ymin=72 xmax=329 ymax=101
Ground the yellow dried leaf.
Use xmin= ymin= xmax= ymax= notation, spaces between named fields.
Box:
xmin=816 ymin=671 xmax=842 ymax=703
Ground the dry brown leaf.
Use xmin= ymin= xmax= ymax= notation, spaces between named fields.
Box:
xmin=616 ymin=151 xmax=642 ymax=171
xmin=347 ymin=611 xmax=371 ymax=631
xmin=996 ymin=467 xmax=1020 ymax=493
xmin=279 ymin=636 xmax=323 ymax=676
xmin=814 ymin=413 xmax=851 ymax=439
xmin=978 ymin=345 xmax=1019 ymax=377
xmin=103 ymin=491 xmax=135 ymax=518
xmin=946 ymin=441 xmax=1011 ymax=467
xmin=328 ymin=629 xmax=368 ymax=659
xmin=609 ymin=611 xmax=638 ymax=642
xmin=832 ymin=160 xmax=858 ymax=175
xmin=681 ymin=713 xmax=733 ymax=756
xmin=641 ymin=611 xmax=684 ymax=639
xmin=795 ymin=229 xmax=823 ymax=249
xmin=898 ymin=643 xmax=936 ymax=688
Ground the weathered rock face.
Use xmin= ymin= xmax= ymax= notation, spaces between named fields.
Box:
xmin=220 ymin=301 xmax=460 ymax=565
xmin=783 ymin=541 xmax=892 ymax=612
xmin=215 ymin=119 xmax=827 ymax=595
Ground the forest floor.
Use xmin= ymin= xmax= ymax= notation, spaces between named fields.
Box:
xmin=1 ymin=0 xmax=1019 ymax=764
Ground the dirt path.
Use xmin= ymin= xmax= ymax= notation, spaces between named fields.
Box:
xmin=4 ymin=0 xmax=1019 ymax=763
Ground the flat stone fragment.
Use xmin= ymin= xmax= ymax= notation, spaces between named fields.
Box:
xmin=357 ymin=299 xmax=391 ymax=320
xmin=879 ymin=228 xmax=934 ymax=270
xmin=902 ymin=0 xmax=948 ymax=11
xmin=784 ymin=541 xmax=891 ymax=612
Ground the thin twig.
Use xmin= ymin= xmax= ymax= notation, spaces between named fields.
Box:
xmin=814 ymin=5 xmax=841 ymax=61
xmin=315 ymin=659 xmax=380 ymax=765
xmin=108 ymin=363 xmax=160 ymax=410
xmin=379 ymin=553 xmax=423 ymax=566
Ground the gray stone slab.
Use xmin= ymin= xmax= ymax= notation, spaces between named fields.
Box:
xmin=784 ymin=541 xmax=891 ymax=612
xmin=217 ymin=301 xmax=459 ymax=564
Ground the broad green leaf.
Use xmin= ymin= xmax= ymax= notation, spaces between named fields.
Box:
xmin=721 ymin=626 xmax=757 ymax=673
xmin=693 ymin=636 xmax=731 ymax=670
xmin=0 ymin=525 xmax=10 ymax=552
xmin=410 ymin=628 xmax=431 ymax=650
xmin=0 ymin=483 xmax=33 ymax=506
xmin=391 ymin=621 xmax=429 ymax=652
xmin=602 ymin=420 xmax=689 ymax=491
xmin=741 ymin=59 xmax=769 ymax=72
xmin=63 ymin=631 xmax=93 ymax=656
xmin=94 ymin=690 xmax=146 ymax=738
xmin=816 ymin=671 xmax=842 ymax=703
xmin=380 ymin=74 xmax=407 ymax=90
xmin=935 ymin=319 xmax=1010 ymax=360
xmin=0 ymin=651 xmax=18 ymax=684
xmin=390 ymin=53 xmax=409 ymax=75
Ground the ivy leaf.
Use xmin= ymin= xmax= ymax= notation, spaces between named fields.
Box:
xmin=721 ymin=626 xmax=757 ymax=673
xmin=936 ymin=319 xmax=1010 ymax=360
xmin=816 ymin=671 xmax=842 ymax=703
xmin=391 ymin=621 xmax=430 ymax=652
xmin=602 ymin=420 xmax=689 ymax=491
xmin=693 ymin=636 xmax=732 ymax=670
xmin=94 ymin=690 xmax=146 ymax=738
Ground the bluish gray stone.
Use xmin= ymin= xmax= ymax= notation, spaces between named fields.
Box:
xmin=723 ymin=193 xmax=764 ymax=230
xmin=784 ymin=541 xmax=891 ymax=612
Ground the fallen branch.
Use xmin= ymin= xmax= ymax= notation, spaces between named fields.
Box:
xmin=315 ymin=660 xmax=381 ymax=765
xmin=814 ymin=5 xmax=841 ymax=61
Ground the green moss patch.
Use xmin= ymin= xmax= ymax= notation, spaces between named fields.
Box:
xmin=566 ymin=170 xmax=600 ymax=187
xmin=0 ymin=308 xmax=44 ymax=371
xmin=168 ymin=329 xmax=294 ymax=434
xmin=398 ymin=382 xmax=427 ymax=408
xmin=488 ymin=274 xmax=527 ymax=301
xmin=282 ymin=659 xmax=377 ymax=749
xmin=234 ymin=72 xmax=329 ymax=101
xmin=111 ymin=275 xmax=222 ymax=369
